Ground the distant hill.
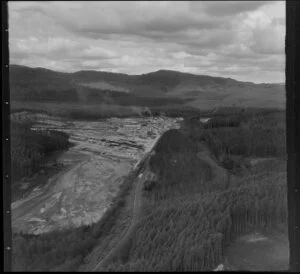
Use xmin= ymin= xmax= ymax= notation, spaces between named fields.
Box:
xmin=9 ymin=65 xmax=285 ymax=110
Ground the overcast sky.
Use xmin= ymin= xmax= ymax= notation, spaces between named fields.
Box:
xmin=8 ymin=1 xmax=285 ymax=83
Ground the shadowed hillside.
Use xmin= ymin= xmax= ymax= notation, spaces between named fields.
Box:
xmin=10 ymin=65 xmax=285 ymax=113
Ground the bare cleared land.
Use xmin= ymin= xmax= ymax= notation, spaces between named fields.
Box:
xmin=11 ymin=113 xmax=181 ymax=235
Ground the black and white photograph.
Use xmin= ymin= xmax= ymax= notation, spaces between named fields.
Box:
xmin=6 ymin=0 xmax=291 ymax=271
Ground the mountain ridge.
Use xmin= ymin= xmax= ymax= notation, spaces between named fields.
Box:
xmin=9 ymin=64 xmax=284 ymax=85
xmin=9 ymin=64 xmax=285 ymax=110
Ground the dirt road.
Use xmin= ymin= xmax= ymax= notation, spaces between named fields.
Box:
xmin=92 ymin=155 xmax=149 ymax=271
xmin=92 ymin=143 xmax=229 ymax=271
xmin=91 ymin=140 xmax=230 ymax=271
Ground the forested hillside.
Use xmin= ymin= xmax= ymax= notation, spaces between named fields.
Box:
xmin=11 ymin=120 xmax=71 ymax=199
xmin=147 ymin=129 xmax=213 ymax=201
xmin=10 ymin=65 xmax=285 ymax=116
xmin=99 ymin=109 xmax=287 ymax=271
xmin=11 ymin=109 xmax=287 ymax=272
xmin=185 ymin=109 xmax=286 ymax=168
xmin=104 ymin=172 xmax=287 ymax=271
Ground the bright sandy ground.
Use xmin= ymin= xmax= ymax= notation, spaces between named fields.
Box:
xmin=11 ymin=114 xmax=181 ymax=234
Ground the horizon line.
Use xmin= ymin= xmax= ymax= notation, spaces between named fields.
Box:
xmin=10 ymin=63 xmax=285 ymax=85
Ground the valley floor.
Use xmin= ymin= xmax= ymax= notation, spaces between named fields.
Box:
xmin=10 ymin=110 xmax=289 ymax=272
xmin=11 ymin=114 xmax=181 ymax=235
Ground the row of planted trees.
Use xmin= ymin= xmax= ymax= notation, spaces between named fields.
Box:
xmin=102 ymin=114 xmax=288 ymax=272
xmin=104 ymin=170 xmax=287 ymax=272
xmin=103 ymin=111 xmax=287 ymax=271
xmin=145 ymin=129 xmax=216 ymax=203
xmin=186 ymin=110 xmax=286 ymax=162
xmin=146 ymin=150 xmax=213 ymax=202
xmin=12 ymin=110 xmax=287 ymax=272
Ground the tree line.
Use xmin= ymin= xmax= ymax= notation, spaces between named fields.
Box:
xmin=11 ymin=109 xmax=287 ymax=271
xmin=103 ymin=171 xmax=287 ymax=271
xmin=101 ymin=110 xmax=287 ymax=271
xmin=11 ymin=120 xmax=71 ymax=182
xmin=186 ymin=110 xmax=286 ymax=163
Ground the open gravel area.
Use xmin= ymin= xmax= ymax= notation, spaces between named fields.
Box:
xmin=11 ymin=113 xmax=181 ymax=234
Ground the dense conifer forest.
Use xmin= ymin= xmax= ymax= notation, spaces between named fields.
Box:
xmin=11 ymin=109 xmax=287 ymax=271
xmin=101 ymin=109 xmax=287 ymax=271
xmin=11 ymin=120 xmax=71 ymax=183
xmin=104 ymin=172 xmax=286 ymax=271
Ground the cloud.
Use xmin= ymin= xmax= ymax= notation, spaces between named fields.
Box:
xmin=13 ymin=37 xmax=80 ymax=55
xmin=172 ymin=51 xmax=192 ymax=60
xmin=251 ymin=23 xmax=285 ymax=54
xmin=9 ymin=1 xmax=228 ymax=39
xmin=8 ymin=1 xmax=285 ymax=83
xmin=235 ymin=7 xmax=285 ymax=55
xmin=82 ymin=46 xmax=117 ymax=59
xmin=197 ymin=1 xmax=271 ymax=16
